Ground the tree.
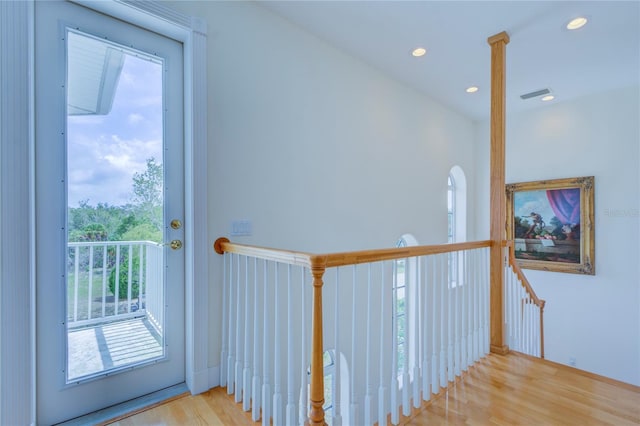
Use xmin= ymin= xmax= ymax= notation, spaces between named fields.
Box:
xmin=68 ymin=201 xmax=133 ymax=242
xmin=131 ymin=157 xmax=163 ymax=232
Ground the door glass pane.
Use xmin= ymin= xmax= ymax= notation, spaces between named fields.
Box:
xmin=66 ymin=30 xmax=165 ymax=383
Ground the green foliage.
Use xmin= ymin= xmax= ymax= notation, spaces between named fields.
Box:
xmin=549 ymin=216 xmax=567 ymax=240
xmin=67 ymin=157 xmax=164 ymax=243
xmin=108 ymin=254 xmax=141 ymax=299
xmin=514 ymin=216 xmax=530 ymax=238
xmin=132 ymin=157 xmax=163 ymax=232
xmin=121 ymin=223 xmax=162 ymax=243
xmin=68 ymin=201 xmax=133 ymax=242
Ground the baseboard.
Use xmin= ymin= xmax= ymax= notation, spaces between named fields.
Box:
xmin=510 ymin=351 xmax=640 ymax=392
xmin=208 ymin=364 xmax=221 ymax=389
xmin=188 ymin=366 xmax=211 ymax=395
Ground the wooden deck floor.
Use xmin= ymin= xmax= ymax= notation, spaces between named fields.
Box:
xmin=68 ymin=318 xmax=163 ymax=381
xmin=107 ymin=352 xmax=640 ymax=425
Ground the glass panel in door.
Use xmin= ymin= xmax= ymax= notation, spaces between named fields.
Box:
xmin=65 ymin=30 xmax=166 ymax=383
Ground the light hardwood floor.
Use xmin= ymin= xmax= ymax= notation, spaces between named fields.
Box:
xmin=107 ymin=352 xmax=640 ymax=426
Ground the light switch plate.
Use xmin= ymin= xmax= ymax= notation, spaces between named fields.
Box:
xmin=230 ymin=220 xmax=252 ymax=236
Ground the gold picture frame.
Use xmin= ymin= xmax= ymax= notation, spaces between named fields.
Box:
xmin=506 ymin=176 xmax=595 ymax=275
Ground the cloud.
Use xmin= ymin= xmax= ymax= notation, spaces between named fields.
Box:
xmin=128 ymin=113 xmax=144 ymax=124
xmin=66 ymin=50 xmax=164 ymax=207
xmin=67 ymin=131 xmax=162 ymax=206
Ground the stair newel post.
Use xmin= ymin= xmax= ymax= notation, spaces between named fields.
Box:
xmin=308 ymin=261 xmax=327 ymax=426
xmin=488 ymin=30 xmax=510 ymax=355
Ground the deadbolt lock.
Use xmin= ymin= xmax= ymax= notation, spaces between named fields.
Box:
xmin=170 ymin=219 xmax=182 ymax=230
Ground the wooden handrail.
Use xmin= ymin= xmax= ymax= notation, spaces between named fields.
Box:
xmin=214 ymin=237 xmax=314 ymax=267
xmin=215 ymin=237 xmax=492 ymax=270
xmin=503 ymin=241 xmax=544 ymax=308
xmin=503 ymin=240 xmax=546 ymax=358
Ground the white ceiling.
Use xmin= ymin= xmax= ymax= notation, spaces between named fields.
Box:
xmin=258 ymin=1 xmax=640 ymax=121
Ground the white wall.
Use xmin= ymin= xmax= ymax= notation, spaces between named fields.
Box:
xmin=167 ymin=1 xmax=479 ymax=370
xmin=477 ymin=86 xmax=640 ymax=386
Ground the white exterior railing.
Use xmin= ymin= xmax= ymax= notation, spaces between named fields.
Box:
xmin=67 ymin=241 xmax=163 ymax=330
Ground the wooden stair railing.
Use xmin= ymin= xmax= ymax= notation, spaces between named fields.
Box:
xmin=503 ymin=240 xmax=546 ymax=358
xmin=215 ymin=237 xmax=493 ymax=425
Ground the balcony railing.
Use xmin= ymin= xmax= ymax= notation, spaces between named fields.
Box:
xmin=67 ymin=241 xmax=163 ymax=331
xmin=214 ymin=238 xmax=544 ymax=426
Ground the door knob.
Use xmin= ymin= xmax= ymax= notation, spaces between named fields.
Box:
xmin=169 ymin=240 xmax=183 ymax=250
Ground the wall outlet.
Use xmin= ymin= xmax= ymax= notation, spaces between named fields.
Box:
xmin=569 ymin=357 xmax=576 ymax=367
xmin=230 ymin=220 xmax=252 ymax=236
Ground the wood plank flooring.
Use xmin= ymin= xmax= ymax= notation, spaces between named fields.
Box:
xmin=107 ymin=352 xmax=640 ymax=425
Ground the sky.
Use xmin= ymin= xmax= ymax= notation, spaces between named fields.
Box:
xmin=67 ymin=46 xmax=163 ymax=208
xmin=514 ymin=190 xmax=556 ymax=226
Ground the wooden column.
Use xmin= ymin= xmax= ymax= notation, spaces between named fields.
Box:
xmin=488 ymin=31 xmax=510 ymax=355
xmin=307 ymin=263 xmax=326 ymax=426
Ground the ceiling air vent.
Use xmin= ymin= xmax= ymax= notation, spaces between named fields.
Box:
xmin=520 ymin=88 xmax=551 ymax=100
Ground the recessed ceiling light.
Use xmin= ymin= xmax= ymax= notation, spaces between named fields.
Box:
xmin=566 ymin=17 xmax=588 ymax=30
xmin=411 ymin=47 xmax=427 ymax=57
xmin=541 ymin=95 xmax=555 ymax=102
xmin=466 ymin=86 xmax=479 ymax=93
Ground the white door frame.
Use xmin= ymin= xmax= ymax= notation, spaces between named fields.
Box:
xmin=0 ymin=1 xmax=209 ymax=424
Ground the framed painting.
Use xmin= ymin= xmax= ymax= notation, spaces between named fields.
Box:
xmin=506 ymin=176 xmax=595 ymax=275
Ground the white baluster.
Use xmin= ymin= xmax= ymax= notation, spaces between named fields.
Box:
xmin=514 ymin=267 xmax=519 ymax=351
xmin=273 ymin=263 xmax=283 ymax=426
xmin=138 ymin=244 xmax=143 ymax=314
xmin=440 ymin=254 xmax=448 ymax=387
xmin=524 ymin=296 xmax=529 ymax=354
xmin=447 ymin=253 xmax=454 ymax=383
xmin=298 ymin=266 xmax=308 ymax=426
xmin=470 ymin=250 xmax=476 ymax=362
xmin=101 ymin=244 xmax=107 ymax=319
xmin=422 ymin=256 xmax=431 ymax=402
xmin=378 ymin=263 xmax=387 ymax=426
xmin=334 ymin=268 xmax=343 ymax=426
xmin=467 ymin=249 xmax=475 ymax=365
xmin=286 ymin=265 xmax=296 ymax=426
xmin=401 ymin=259 xmax=410 ymax=417
xmin=472 ymin=249 xmax=479 ymax=363
xmin=227 ymin=254 xmax=235 ymax=394
xmin=221 ymin=252 xmax=228 ymax=387
xmin=517 ymin=273 xmax=523 ymax=353
xmin=465 ymin=250 xmax=471 ymax=362
xmin=113 ymin=244 xmax=120 ymax=315
xmin=463 ymin=250 xmax=469 ymax=371
xmin=507 ymin=266 xmax=514 ymax=350
xmin=364 ymin=264 xmax=372 ymax=426
xmin=454 ymin=252 xmax=461 ymax=378
xmin=483 ymin=248 xmax=491 ymax=355
xmin=350 ymin=266 xmax=359 ymax=426
xmin=413 ymin=257 xmax=422 ymax=409
xmin=431 ymin=255 xmax=439 ymax=395
xmin=253 ymin=258 xmax=261 ymax=421
xmin=390 ymin=262 xmax=399 ymax=425
xmin=87 ymin=246 xmax=94 ymax=321
xmin=127 ymin=244 xmax=133 ymax=313
xmin=243 ymin=256 xmax=252 ymax=411
xmin=262 ymin=260 xmax=271 ymax=426
xmin=235 ymin=255 xmax=243 ymax=403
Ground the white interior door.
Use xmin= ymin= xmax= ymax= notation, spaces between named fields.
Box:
xmin=35 ymin=1 xmax=185 ymax=423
